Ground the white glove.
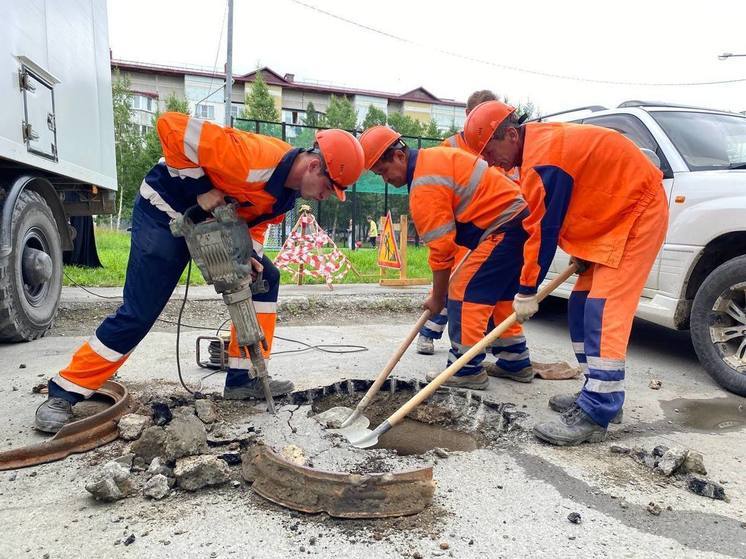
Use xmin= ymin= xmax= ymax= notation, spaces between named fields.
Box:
xmin=513 ymin=293 xmax=539 ymax=323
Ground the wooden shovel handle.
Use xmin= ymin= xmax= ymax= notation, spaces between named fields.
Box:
xmin=386 ymin=265 xmax=577 ymax=427
xmin=352 ymin=249 xmax=474 ymax=413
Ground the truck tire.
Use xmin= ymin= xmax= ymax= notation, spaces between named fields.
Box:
xmin=0 ymin=190 xmax=63 ymax=341
xmin=690 ymin=255 xmax=746 ymax=397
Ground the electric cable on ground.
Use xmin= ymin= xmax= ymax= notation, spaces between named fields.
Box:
xmin=64 ymin=269 xmax=369 ymax=395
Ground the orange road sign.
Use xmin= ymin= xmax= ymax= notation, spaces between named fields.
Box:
xmin=377 ymin=211 xmax=401 ymax=269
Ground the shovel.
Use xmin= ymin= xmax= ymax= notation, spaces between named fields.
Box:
xmin=317 ymin=310 xmax=431 ymax=432
xmin=346 ymin=264 xmax=577 ymax=448
xmin=320 ymin=250 xmax=474 ymax=430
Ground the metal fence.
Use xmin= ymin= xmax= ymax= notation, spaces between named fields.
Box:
xmin=232 ymin=118 xmax=443 ymax=250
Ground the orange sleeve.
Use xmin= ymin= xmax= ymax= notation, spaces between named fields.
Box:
xmin=156 ymin=112 xmax=252 ymax=194
xmin=518 ymin=168 xmax=547 ymax=293
xmin=410 ymin=185 xmax=458 ymax=271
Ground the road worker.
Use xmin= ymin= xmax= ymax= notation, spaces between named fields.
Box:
xmin=463 ymin=100 xmax=668 ymax=446
xmin=415 ymin=89 xmax=498 ymax=356
xmin=360 ymin=125 xmax=529 ymax=389
xmin=34 ymin=113 xmax=365 ymax=433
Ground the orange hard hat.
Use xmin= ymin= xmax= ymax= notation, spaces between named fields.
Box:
xmin=315 ymin=129 xmax=365 ymax=201
xmin=463 ymin=100 xmax=517 ymax=155
xmin=359 ymin=126 xmax=402 ymax=170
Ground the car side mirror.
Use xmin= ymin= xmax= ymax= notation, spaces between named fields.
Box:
xmin=640 ymin=148 xmax=661 ymax=169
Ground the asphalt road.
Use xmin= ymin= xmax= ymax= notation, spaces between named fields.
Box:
xmin=1 ymin=298 xmax=745 ymax=558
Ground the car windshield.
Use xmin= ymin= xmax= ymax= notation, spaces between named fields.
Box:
xmin=651 ymin=111 xmax=746 ymax=171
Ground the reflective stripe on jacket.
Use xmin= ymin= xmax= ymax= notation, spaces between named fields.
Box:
xmin=155 ymin=112 xmax=298 ymax=246
xmin=518 ymin=122 xmax=664 ymax=293
xmin=408 ymin=147 xmax=527 ymax=271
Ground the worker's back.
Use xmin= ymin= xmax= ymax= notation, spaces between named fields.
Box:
xmin=521 ymin=122 xmax=663 ymax=267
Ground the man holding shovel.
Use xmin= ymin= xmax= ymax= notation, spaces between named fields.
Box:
xmin=359 ymin=125 xmax=530 ymax=390
xmin=463 ymin=100 xmax=668 ymax=446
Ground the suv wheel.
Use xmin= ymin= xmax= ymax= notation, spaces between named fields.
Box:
xmin=690 ymin=255 xmax=746 ymax=397
xmin=0 ymin=190 xmax=63 ymax=341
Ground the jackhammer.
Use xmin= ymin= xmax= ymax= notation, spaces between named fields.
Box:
xmin=170 ymin=202 xmax=276 ymax=414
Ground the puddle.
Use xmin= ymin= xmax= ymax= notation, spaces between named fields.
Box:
xmin=374 ymin=419 xmax=481 ymax=455
xmin=660 ymin=397 xmax=746 ymax=432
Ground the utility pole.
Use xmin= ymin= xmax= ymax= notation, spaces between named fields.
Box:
xmin=224 ymin=0 xmax=234 ymax=126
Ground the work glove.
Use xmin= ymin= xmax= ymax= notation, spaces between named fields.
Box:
xmin=513 ymin=293 xmax=539 ymax=323
xmin=569 ymin=256 xmax=591 ymax=274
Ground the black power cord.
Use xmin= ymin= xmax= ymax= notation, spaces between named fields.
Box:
xmin=64 ymin=269 xmax=369 ymax=394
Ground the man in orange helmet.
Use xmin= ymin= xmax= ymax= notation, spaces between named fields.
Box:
xmin=463 ymin=101 xmax=668 ymax=446
xmin=415 ymin=89 xmax=498 ymax=356
xmin=360 ymin=125 xmax=529 ymax=389
xmin=35 ymin=113 xmax=365 ymax=433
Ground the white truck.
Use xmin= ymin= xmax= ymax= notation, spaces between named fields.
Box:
xmin=0 ymin=1 xmax=116 ymax=341
xmin=542 ymin=101 xmax=746 ymax=397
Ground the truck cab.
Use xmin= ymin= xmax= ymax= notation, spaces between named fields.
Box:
xmin=0 ymin=0 xmax=116 ymax=341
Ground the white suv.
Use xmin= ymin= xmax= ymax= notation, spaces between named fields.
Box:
xmin=542 ymin=101 xmax=746 ymax=396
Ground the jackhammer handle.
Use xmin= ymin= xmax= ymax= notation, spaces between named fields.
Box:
xmin=385 ymin=264 xmax=577 ymax=428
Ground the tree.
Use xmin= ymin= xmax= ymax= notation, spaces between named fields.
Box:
xmin=362 ymin=105 xmax=387 ymax=129
xmin=111 ymin=71 xmax=144 ymax=229
xmin=424 ymin=119 xmax=441 ymax=139
xmin=444 ymin=120 xmax=460 ymax=137
xmin=304 ymin=102 xmax=321 ymax=127
xmin=164 ymin=92 xmax=190 ymax=114
xmin=324 ymin=95 xmax=357 ymax=130
xmin=387 ymin=113 xmax=423 ymax=137
xmin=241 ymin=70 xmax=279 ymax=121
xmin=503 ymin=96 xmax=537 ymax=120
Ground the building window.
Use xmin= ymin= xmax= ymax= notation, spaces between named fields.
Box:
xmin=195 ymin=104 xmax=215 ymax=120
xmin=130 ymin=94 xmax=155 ymax=112
xmin=282 ymin=109 xmax=305 ymax=125
xmin=230 ymin=104 xmax=241 ymax=119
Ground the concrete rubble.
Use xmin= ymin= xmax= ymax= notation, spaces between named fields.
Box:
xmin=85 ymin=461 xmax=136 ymax=502
xmin=616 ymin=442 xmax=726 ymax=500
xmin=143 ymin=474 xmax=170 ymax=500
xmin=195 ymin=399 xmax=219 ymax=424
xmin=117 ymin=414 xmax=151 ymax=441
xmin=131 ymin=408 xmax=208 ymax=463
xmin=174 ymin=455 xmax=230 ymax=491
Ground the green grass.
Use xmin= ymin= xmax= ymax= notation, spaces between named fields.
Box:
xmin=63 ymin=229 xmax=432 ymax=287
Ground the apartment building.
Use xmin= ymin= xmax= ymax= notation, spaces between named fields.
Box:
xmin=111 ymin=60 xmax=466 ymax=132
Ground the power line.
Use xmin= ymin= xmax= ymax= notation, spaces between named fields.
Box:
xmin=288 ymin=0 xmax=746 ymax=87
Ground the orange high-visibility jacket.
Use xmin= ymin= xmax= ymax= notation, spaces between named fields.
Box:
xmin=408 ymin=147 xmax=527 ymax=271
xmin=518 ymin=122 xmax=664 ymax=294
xmin=441 ymin=132 xmax=476 ymax=154
xmin=156 ymin=112 xmax=295 ymax=250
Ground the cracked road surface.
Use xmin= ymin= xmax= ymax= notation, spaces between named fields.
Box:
xmin=1 ymin=299 xmax=745 ymax=558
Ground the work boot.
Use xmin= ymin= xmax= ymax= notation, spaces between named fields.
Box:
xmin=482 ymin=362 xmax=534 ymax=383
xmin=416 ymin=335 xmax=435 ymax=355
xmin=533 ymin=403 xmax=608 ymax=446
xmin=424 ymin=370 xmax=489 ymax=390
xmin=223 ymin=377 xmax=295 ymax=400
xmin=548 ymin=392 xmax=623 ymax=424
xmin=34 ymin=397 xmax=74 ymax=434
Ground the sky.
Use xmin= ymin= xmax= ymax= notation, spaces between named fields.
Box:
xmin=107 ymin=0 xmax=746 ymax=115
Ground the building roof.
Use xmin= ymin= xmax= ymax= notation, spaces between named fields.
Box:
xmin=111 ymin=60 xmax=465 ymax=108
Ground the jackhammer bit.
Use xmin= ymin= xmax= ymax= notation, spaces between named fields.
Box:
xmin=170 ymin=203 xmax=276 ymax=414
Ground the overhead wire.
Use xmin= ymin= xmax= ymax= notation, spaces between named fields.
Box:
xmin=287 ymin=0 xmax=746 ymax=87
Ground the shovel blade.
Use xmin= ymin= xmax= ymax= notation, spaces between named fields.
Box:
xmin=347 ymin=428 xmax=379 ymax=449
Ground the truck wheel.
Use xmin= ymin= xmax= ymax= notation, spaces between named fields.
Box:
xmin=690 ymin=255 xmax=746 ymax=397
xmin=0 ymin=190 xmax=63 ymax=341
